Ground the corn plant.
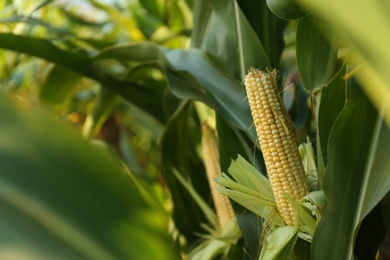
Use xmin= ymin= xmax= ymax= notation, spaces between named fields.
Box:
xmin=0 ymin=0 xmax=389 ymax=259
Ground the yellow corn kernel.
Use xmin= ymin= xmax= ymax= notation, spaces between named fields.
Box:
xmin=245 ymin=67 xmax=309 ymax=226
xmin=202 ymin=122 xmax=235 ymax=228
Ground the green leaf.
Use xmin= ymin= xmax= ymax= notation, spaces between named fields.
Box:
xmin=238 ymin=0 xmax=287 ymax=67
xmin=160 ymin=102 xmax=209 ymax=244
xmin=266 ymin=0 xmax=309 ymax=20
xmin=0 ymin=34 xmax=168 ymax=122
xmin=215 ymin=115 xmax=264 ymax=259
xmin=316 ymin=67 xmax=346 ymax=177
xmin=39 ymin=65 xmax=82 ymax=106
xmin=229 ymin=156 xmax=273 ymax=199
xmin=0 ymin=33 xmax=100 ymax=80
xmin=259 ymin=226 xmax=299 ymax=260
xmin=301 ymin=0 xmax=390 ymax=125
xmin=163 ymin=48 xmax=257 ymax=142
xmin=285 ymin=194 xmax=316 ymax=237
xmin=138 ymin=0 xmax=164 ymax=21
xmin=217 ymin=186 xmax=283 ymax=227
xmin=296 ymin=17 xmax=339 ymax=91
xmin=192 ymin=0 xmax=269 ymax=80
xmin=216 ymin=114 xmax=259 ymax=175
xmin=215 ymin=157 xmax=284 ymax=226
xmin=312 ymin=76 xmax=390 ymax=259
xmin=82 ymin=88 xmax=121 ymax=139
xmin=172 ymin=169 xmax=217 ymax=228
xmin=0 ymin=91 xmax=175 ymax=259
xmin=188 ymin=219 xmax=242 ymax=260
xmin=93 ymin=42 xmax=164 ymax=63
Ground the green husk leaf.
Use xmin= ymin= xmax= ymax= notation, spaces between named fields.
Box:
xmin=228 ymin=155 xmax=273 ymax=198
xmin=217 ymin=186 xmax=283 ymax=227
xmin=216 ymin=173 xmax=273 ymax=202
xmin=188 ymin=219 xmax=241 ymax=260
xmin=215 ymin=155 xmax=284 ymax=226
xmin=303 ymin=191 xmax=326 ymax=224
xmin=259 ymin=226 xmax=299 ymax=260
xmin=299 ymin=137 xmax=318 ymax=192
xmin=285 ymin=193 xmax=316 ymax=237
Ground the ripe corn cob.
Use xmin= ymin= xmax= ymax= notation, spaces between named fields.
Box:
xmin=245 ymin=67 xmax=309 ymax=226
xmin=202 ymin=122 xmax=235 ymax=229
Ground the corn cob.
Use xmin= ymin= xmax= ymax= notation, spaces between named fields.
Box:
xmin=202 ymin=122 xmax=235 ymax=229
xmin=244 ymin=67 xmax=309 ymax=226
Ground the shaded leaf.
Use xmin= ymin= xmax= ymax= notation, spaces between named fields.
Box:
xmin=163 ymin=48 xmax=257 ymax=142
xmin=296 ymin=17 xmax=338 ymax=91
xmin=192 ymin=0 xmax=269 ymax=80
xmin=316 ymin=67 xmax=346 ymax=174
xmin=82 ymin=88 xmax=121 ymax=139
xmin=312 ymin=76 xmax=390 ymax=260
xmin=266 ymin=0 xmax=309 ymax=20
xmin=39 ymin=65 xmax=81 ymax=106
xmin=0 ymin=34 xmax=167 ymax=122
xmin=238 ymin=0 xmax=287 ymax=67
xmin=0 ymin=91 xmax=175 ymax=259
xmin=301 ymin=0 xmax=390 ymax=125
xmin=160 ymin=102 xmax=209 ymax=244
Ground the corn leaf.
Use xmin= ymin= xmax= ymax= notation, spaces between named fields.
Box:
xmin=302 ymin=0 xmax=390 ymax=126
xmin=39 ymin=65 xmax=81 ymax=106
xmin=303 ymin=191 xmax=326 ymax=224
xmin=218 ymin=187 xmax=283 ymax=227
xmin=215 ymin=115 xmax=264 ymax=259
xmin=0 ymin=91 xmax=175 ymax=259
xmin=285 ymin=194 xmax=316 ymax=238
xmin=216 ymin=173 xmax=273 ymax=204
xmin=266 ymin=0 xmax=308 ymax=20
xmin=188 ymin=219 xmax=241 ymax=260
xmin=237 ymin=0 xmax=287 ymax=67
xmin=311 ymin=74 xmax=390 ymax=259
xmin=192 ymin=0 xmax=269 ymax=80
xmin=316 ymin=67 xmax=346 ymax=170
xmin=163 ymin=48 xmax=257 ymax=142
xmin=296 ymin=16 xmax=338 ymax=92
xmin=82 ymin=88 xmax=121 ymax=139
xmin=228 ymin=155 xmax=274 ymax=199
xmin=259 ymin=226 xmax=299 ymax=260
xmin=160 ymin=102 xmax=209 ymax=244
xmin=172 ymin=168 xmax=217 ymax=228
xmin=0 ymin=34 xmax=168 ymax=122
xmin=299 ymin=138 xmax=318 ymax=192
